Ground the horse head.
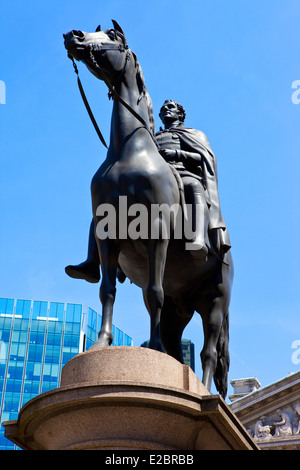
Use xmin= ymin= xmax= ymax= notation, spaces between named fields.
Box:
xmin=64 ymin=20 xmax=129 ymax=82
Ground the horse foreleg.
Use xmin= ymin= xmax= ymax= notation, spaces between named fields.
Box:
xmin=143 ymin=238 xmax=168 ymax=352
xmin=90 ymin=240 xmax=118 ymax=349
xmin=160 ymin=296 xmax=193 ymax=364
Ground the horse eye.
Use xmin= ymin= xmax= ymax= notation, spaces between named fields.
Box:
xmin=108 ymin=30 xmax=116 ymax=40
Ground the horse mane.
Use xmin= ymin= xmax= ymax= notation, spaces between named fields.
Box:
xmin=131 ymin=51 xmax=156 ymax=135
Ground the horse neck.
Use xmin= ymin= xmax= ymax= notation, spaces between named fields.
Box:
xmin=108 ymin=64 xmax=153 ymax=156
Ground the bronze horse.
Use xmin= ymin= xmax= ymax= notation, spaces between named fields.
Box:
xmin=64 ymin=21 xmax=233 ymax=397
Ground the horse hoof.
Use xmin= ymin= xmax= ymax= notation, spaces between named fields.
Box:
xmin=89 ymin=333 xmax=113 ymax=350
xmin=148 ymin=341 xmax=164 ymax=353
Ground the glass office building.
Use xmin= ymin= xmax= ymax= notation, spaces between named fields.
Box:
xmin=181 ymin=339 xmax=195 ymax=372
xmin=0 ymin=297 xmax=132 ymax=450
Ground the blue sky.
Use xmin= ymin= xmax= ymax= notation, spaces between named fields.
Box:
xmin=1 ymin=0 xmax=300 ymax=398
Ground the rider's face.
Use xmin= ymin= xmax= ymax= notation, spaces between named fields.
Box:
xmin=159 ymin=101 xmax=180 ymax=124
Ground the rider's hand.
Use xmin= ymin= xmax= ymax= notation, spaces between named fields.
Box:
xmin=160 ymin=149 xmax=177 ymax=161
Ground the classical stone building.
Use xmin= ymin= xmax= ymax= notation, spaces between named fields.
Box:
xmin=229 ymin=372 xmax=300 ymax=450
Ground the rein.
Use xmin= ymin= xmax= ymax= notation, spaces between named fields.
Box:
xmin=69 ymin=54 xmax=108 ymax=148
xmin=68 ymin=41 xmax=158 ymax=149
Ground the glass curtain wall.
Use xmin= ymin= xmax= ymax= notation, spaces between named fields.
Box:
xmin=0 ymin=298 xmax=132 ymax=449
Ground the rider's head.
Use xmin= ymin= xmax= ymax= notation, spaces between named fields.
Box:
xmin=159 ymin=100 xmax=186 ymax=125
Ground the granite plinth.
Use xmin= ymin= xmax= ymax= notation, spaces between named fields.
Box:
xmin=3 ymin=347 xmax=258 ymax=450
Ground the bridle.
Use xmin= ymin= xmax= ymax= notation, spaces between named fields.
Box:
xmin=67 ymin=33 xmax=158 ymax=149
xmin=87 ymin=34 xmax=131 ymax=96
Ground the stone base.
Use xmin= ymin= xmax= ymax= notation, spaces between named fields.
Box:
xmin=3 ymin=347 xmax=258 ymax=450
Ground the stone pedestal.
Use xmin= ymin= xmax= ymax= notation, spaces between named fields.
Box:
xmin=3 ymin=347 xmax=258 ymax=450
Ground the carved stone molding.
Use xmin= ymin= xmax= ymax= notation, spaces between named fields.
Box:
xmin=230 ymin=372 xmax=300 ymax=450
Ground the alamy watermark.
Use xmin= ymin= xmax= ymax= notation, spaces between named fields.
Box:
xmin=0 ymin=80 xmax=6 ymax=104
xmin=291 ymin=80 xmax=300 ymax=104
xmin=95 ymin=196 xmax=202 ymax=250
xmin=291 ymin=340 xmax=300 ymax=365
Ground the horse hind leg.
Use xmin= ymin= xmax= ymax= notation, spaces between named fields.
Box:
xmin=214 ymin=308 xmax=229 ymax=398
xmin=198 ymin=296 xmax=229 ymax=397
xmin=90 ymin=239 xmax=119 ymax=349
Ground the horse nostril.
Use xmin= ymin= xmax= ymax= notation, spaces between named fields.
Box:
xmin=72 ymin=30 xmax=84 ymax=39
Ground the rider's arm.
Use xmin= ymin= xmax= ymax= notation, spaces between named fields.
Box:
xmin=176 ymin=150 xmax=202 ymax=168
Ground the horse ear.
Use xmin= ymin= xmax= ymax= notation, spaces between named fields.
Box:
xmin=111 ymin=19 xmax=125 ymax=37
xmin=95 ymin=25 xmax=101 ymax=32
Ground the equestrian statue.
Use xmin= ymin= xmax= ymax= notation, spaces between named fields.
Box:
xmin=63 ymin=20 xmax=233 ymax=398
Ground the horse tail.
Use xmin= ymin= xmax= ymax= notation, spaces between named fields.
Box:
xmin=213 ymin=309 xmax=230 ymax=399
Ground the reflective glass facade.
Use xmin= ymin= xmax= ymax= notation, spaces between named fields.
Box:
xmin=181 ymin=339 xmax=195 ymax=372
xmin=0 ymin=298 xmax=132 ymax=449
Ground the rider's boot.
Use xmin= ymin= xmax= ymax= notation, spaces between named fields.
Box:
xmin=190 ymin=240 xmax=208 ymax=263
xmin=65 ymin=219 xmax=127 ymax=283
xmin=65 ymin=220 xmax=101 ymax=283
xmin=65 ymin=259 xmax=100 ymax=283
xmin=185 ymin=184 xmax=209 ymax=265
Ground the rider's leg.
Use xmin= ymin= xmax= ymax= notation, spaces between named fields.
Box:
xmin=182 ymin=176 xmax=209 ymax=261
xmin=65 ymin=219 xmax=126 ymax=283
xmin=65 ymin=219 xmax=101 ymax=283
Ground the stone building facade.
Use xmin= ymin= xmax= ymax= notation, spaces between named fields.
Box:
xmin=229 ymin=372 xmax=300 ymax=450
